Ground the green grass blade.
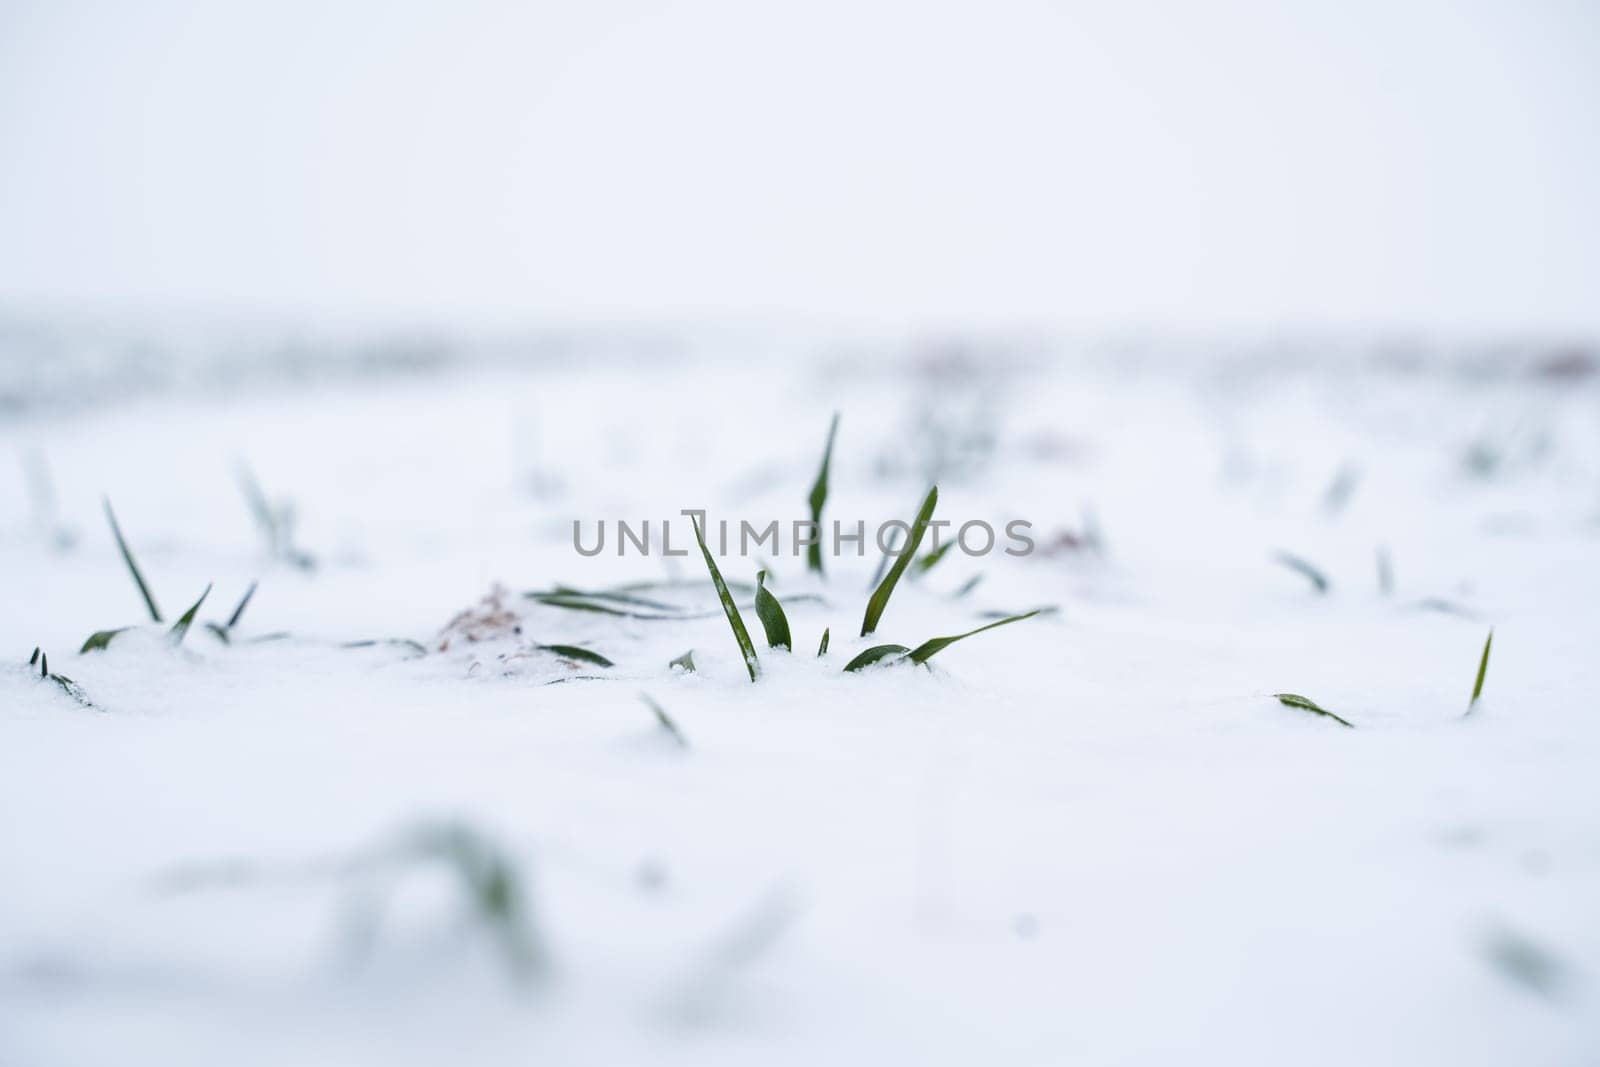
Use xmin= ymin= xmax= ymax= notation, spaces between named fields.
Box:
xmin=816 ymin=628 xmax=829 ymax=656
xmin=1273 ymin=692 xmax=1354 ymax=728
xmin=806 ymin=413 xmax=839 ymax=575
xmin=28 ymin=647 xmax=40 ymax=666
xmin=168 ymin=584 xmax=212 ymax=646
xmin=753 ymin=571 xmax=792 ymax=650
xmin=1466 ymin=629 xmax=1493 ymax=716
xmin=861 ymin=486 xmax=938 ymax=636
xmin=538 ymin=644 xmax=614 ymax=668
xmin=842 ymin=644 xmax=911 ymax=672
xmin=669 ymin=649 xmax=696 ymax=672
xmin=951 ymin=574 xmax=984 ymax=598
xmin=640 ymin=692 xmax=688 ymax=748
xmin=1272 ymin=551 xmax=1329 ymax=594
xmin=104 ymin=498 xmax=162 ymax=622
xmin=912 ymin=539 xmax=956 ymax=579
xmin=204 ymin=622 xmax=231 ymax=645
xmin=692 ymin=515 xmax=761 ymax=682
xmin=907 ymin=610 xmax=1041 ymax=664
xmin=80 ymin=628 xmax=128 ymax=653
xmin=226 ymin=581 xmax=258 ymax=630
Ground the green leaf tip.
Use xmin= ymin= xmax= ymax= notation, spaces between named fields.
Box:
xmin=1466 ymin=629 xmax=1493 ymax=716
xmin=816 ymin=628 xmax=830 ymax=656
xmin=754 ymin=570 xmax=792 ymax=650
xmin=539 ymin=644 xmax=614 ymax=668
xmin=168 ymin=584 xmax=213 ymax=646
xmin=861 ymin=486 xmax=938 ymax=636
xmin=1272 ymin=551 xmax=1329 ymax=595
xmin=104 ymin=497 xmax=163 ymax=622
xmin=80 ymin=628 xmax=128 ymax=654
xmin=842 ymin=644 xmax=912 ymax=672
xmin=1273 ymin=692 xmax=1354 ymax=728
xmin=906 ymin=610 xmax=1041 ymax=664
xmin=669 ymin=649 xmax=696 ymax=673
xmin=691 ymin=513 xmax=761 ymax=682
xmin=806 ymin=414 xmax=839 ymax=576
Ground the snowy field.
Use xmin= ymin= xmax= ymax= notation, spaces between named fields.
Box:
xmin=2 ymin=335 xmax=1598 ymax=1064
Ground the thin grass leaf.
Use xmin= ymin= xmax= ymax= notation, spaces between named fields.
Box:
xmin=80 ymin=628 xmax=128 ymax=653
xmin=1465 ymin=629 xmax=1493 ymax=716
xmin=867 ymin=524 xmax=900 ymax=590
xmin=861 ymin=486 xmax=938 ymax=636
xmin=842 ymin=644 xmax=911 ymax=672
xmin=39 ymin=651 xmax=47 ymax=678
xmin=640 ymin=692 xmax=688 ymax=748
xmin=104 ymin=498 xmax=162 ymax=622
xmin=912 ymin=539 xmax=956 ymax=579
xmin=692 ymin=515 xmax=760 ymax=682
xmin=544 ymin=585 xmax=685 ymax=611
xmin=907 ymin=610 xmax=1041 ymax=664
xmin=341 ymin=638 xmax=428 ymax=658
xmin=806 ymin=413 xmax=839 ymax=575
xmin=1414 ymin=597 xmax=1479 ymax=619
xmin=538 ymin=644 xmax=614 ymax=668
xmin=1272 ymin=551 xmax=1329 ymax=594
xmin=817 ymin=628 xmax=829 ymax=656
xmin=753 ymin=571 xmax=792 ymax=650
xmin=951 ymin=574 xmax=984 ymax=598
xmin=46 ymin=670 xmax=98 ymax=710
xmin=167 ymin=584 xmax=212 ymax=646
xmin=204 ymin=621 xmax=231 ymax=645
xmin=1273 ymin=692 xmax=1354 ymax=728
xmin=28 ymin=647 xmax=40 ymax=666
xmin=227 ymin=581 xmax=258 ymax=629
xmin=977 ymin=605 xmax=1058 ymax=620
xmin=525 ymin=593 xmax=712 ymax=621
xmin=670 ymin=649 xmax=696 ymax=672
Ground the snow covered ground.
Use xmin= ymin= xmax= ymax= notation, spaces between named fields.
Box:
xmin=2 ymin=335 xmax=1597 ymax=1064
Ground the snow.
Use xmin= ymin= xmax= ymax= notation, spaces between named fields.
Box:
xmin=1 ymin=338 xmax=1597 ymax=1064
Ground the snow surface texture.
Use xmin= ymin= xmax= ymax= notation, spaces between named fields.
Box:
xmin=1 ymin=337 xmax=1597 ymax=1065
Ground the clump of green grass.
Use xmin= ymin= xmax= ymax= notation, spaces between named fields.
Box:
xmin=669 ymin=649 xmax=696 ymax=672
xmin=1272 ymin=551 xmax=1329 ymax=594
xmin=806 ymin=413 xmax=839 ymax=576
xmin=1272 ymin=692 xmax=1354 ymax=728
xmin=753 ymin=571 xmax=792 ymax=651
xmin=1464 ymin=629 xmax=1493 ymax=716
xmin=844 ymin=610 xmax=1040 ymax=672
xmin=691 ymin=514 xmax=761 ymax=682
xmin=641 ymin=692 xmax=689 ymax=748
xmin=861 ymin=486 xmax=938 ymax=636
xmin=28 ymin=647 xmax=97 ymax=710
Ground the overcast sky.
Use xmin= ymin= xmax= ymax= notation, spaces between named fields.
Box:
xmin=1 ymin=0 xmax=1596 ymax=335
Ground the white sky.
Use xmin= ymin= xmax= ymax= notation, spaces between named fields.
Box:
xmin=1 ymin=0 xmax=1596 ymax=334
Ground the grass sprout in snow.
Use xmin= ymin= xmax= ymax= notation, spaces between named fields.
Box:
xmin=103 ymin=497 xmax=162 ymax=622
xmin=167 ymin=584 xmax=212 ymax=646
xmin=691 ymin=514 xmax=761 ymax=682
xmin=806 ymin=413 xmax=838 ymax=576
xmin=1272 ymin=551 xmax=1330 ymax=594
xmin=844 ymin=610 xmax=1041 ymax=672
xmin=640 ymin=692 xmax=689 ymax=748
xmin=1465 ymin=629 xmax=1493 ymax=716
xmin=753 ymin=570 xmax=792 ymax=651
xmin=1273 ymin=692 xmax=1354 ymax=728
xmin=861 ymin=486 xmax=938 ymax=636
